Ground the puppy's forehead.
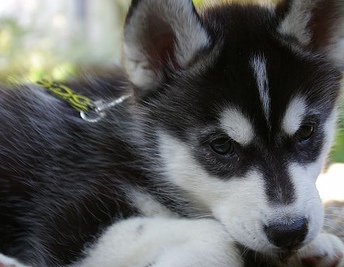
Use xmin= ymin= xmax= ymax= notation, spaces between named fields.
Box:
xmin=218 ymin=55 xmax=307 ymax=145
xmin=215 ymin=53 xmax=326 ymax=143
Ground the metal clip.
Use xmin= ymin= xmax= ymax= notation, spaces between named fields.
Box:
xmin=80 ymin=94 xmax=132 ymax=123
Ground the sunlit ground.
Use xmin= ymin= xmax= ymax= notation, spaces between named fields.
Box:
xmin=317 ymin=164 xmax=344 ymax=202
xmin=319 ymin=164 xmax=344 ymax=242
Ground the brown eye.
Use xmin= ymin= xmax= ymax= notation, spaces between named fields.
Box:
xmin=209 ymin=137 xmax=234 ymax=156
xmin=296 ymin=124 xmax=315 ymax=142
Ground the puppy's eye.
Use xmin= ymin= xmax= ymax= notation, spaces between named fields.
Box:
xmin=296 ymin=124 xmax=315 ymax=142
xmin=209 ymin=137 xmax=234 ymax=156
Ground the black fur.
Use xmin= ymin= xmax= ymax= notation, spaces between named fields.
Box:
xmin=0 ymin=74 xmax=140 ymax=264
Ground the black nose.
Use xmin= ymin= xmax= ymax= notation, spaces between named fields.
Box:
xmin=264 ymin=218 xmax=308 ymax=250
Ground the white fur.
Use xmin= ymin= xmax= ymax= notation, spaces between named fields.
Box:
xmin=287 ymin=162 xmax=324 ymax=243
xmin=220 ymin=107 xmax=255 ymax=145
xmin=128 ymin=190 xmax=176 ymax=218
xmin=250 ymin=54 xmax=270 ymax=123
xmin=0 ymin=254 xmax=30 ymax=267
xmin=158 ymin=132 xmax=226 ymax=209
xmin=123 ymin=0 xmax=210 ymax=89
xmin=75 ymin=218 xmax=242 ymax=267
xmin=282 ymin=96 xmax=307 ymax=136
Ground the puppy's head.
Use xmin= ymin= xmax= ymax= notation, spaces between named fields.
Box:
xmin=123 ymin=0 xmax=343 ymax=255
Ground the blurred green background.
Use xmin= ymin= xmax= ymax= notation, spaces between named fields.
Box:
xmin=0 ymin=0 xmax=343 ymax=162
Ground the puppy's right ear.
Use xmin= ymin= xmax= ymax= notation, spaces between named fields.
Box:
xmin=122 ymin=0 xmax=211 ymax=90
xmin=276 ymin=0 xmax=344 ymax=69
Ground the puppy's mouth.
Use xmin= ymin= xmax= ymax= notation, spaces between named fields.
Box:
xmin=277 ymin=249 xmax=298 ymax=263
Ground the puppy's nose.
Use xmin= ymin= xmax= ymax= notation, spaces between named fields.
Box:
xmin=264 ymin=218 xmax=308 ymax=250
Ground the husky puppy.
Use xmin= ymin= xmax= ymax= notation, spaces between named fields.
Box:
xmin=0 ymin=0 xmax=344 ymax=266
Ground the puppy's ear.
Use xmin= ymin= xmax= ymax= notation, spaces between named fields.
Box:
xmin=122 ymin=0 xmax=211 ymax=89
xmin=277 ymin=0 xmax=344 ymax=68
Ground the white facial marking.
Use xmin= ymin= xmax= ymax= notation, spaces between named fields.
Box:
xmin=250 ymin=55 xmax=270 ymax=122
xmin=282 ymin=97 xmax=307 ymax=136
xmin=220 ymin=107 xmax=254 ymax=145
xmin=288 ymin=162 xmax=324 ymax=244
xmin=158 ymin=132 xmax=227 ymax=209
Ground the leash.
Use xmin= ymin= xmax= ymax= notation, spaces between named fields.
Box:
xmin=36 ymin=79 xmax=132 ymax=123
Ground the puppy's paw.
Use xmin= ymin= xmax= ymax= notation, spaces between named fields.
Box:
xmin=0 ymin=255 xmax=17 ymax=267
xmin=297 ymin=233 xmax=344 ymax=267
xmin=0 ymin=254 xmax=17 ymax=267
xmin=150 ymin=219 xmax=243 ymax=267
xmin=0 ymin=254 xmax=30 ymax=267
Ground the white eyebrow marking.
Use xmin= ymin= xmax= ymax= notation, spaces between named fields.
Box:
xmin=250 ymin=54 xmax=270 ymax=123
xmin=220 ymin=107 xmax=255 ymax=145
xmin=282 ymin=96 xmax=307 ymax=135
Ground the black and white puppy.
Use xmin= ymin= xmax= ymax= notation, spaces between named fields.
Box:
xmin=0 ymin=0 xmax=344 ymax=266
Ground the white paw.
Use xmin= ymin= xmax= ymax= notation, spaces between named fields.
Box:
xmin=78 ymin=218 xmax=243 ymax=267
xmin=286 ymin=233 xmax=344 ymax=267
xmin=0 ymin=254 xmax=30 ymax=267
xmin=150 ymin=236 xmax=242 ymax=267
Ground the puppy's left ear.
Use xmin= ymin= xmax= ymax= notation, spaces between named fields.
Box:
xmin=277 ymin=0 xmax=344 ymax=69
